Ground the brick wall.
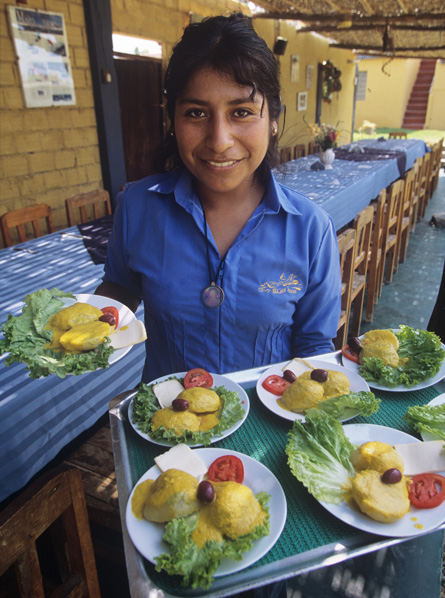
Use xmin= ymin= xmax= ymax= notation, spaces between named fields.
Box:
xmin=0 ymin=0 xmax=102 ymax=243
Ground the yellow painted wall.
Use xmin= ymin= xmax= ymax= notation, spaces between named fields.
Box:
xmin=0 ymin=0 xmax=103 ymax=231
xmin=355 ymin=58 xmax=420 ymax=129
xmin=426 ymin=61 xmax=445 ymax=130
xmin=253 ymin=20 xmax=356 ymax=152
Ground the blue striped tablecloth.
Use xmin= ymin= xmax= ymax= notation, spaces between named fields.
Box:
xmin=0 ymin=227 xmax=146 ymax=503
xmin=273 ymin=138 xmax=427 ymax=231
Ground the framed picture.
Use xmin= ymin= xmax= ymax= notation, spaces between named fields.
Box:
xmin=290 ymin=55 xmax=300 ymax=83
xmin=7 ymin=5 xmax=76 ymax=108
xmin=297 ymin=91 xmax=307 ymax=111
xmin=306 ymin=65 xmax=314 ymax=90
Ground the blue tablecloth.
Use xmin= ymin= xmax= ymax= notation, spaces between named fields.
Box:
xmin=273 ymin=139 xmax=428 ymax=231
xmin=0 ymin=226 xmax=146 ymax=503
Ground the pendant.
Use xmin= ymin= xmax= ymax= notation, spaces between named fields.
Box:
xmin=201 ymin=282 xmax=224 ymax=308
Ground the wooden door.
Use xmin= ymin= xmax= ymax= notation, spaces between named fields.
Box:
xmin=114 ymin=54 xmax=164 ymax=182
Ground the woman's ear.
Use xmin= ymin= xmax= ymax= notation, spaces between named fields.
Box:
xmin=271 ymin=121 xmax=278 ymax=136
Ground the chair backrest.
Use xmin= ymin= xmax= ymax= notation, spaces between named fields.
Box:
xmin=352 ymin=204 xmax=374 ymax=277
xmin=335 ymin=228 xmax=356 ymax=349
xmin=401 ymin=167 xmax=416 ymax=222
xmin=65 ymin=189 xmax=112 ymax=226
xmin=384 ymin=179 xmax=405 ymax=243
xmin=389 ymin=131 xmax=407 ymax=139
xmin=279 ymin=147 xmax=292 ymax=164
xmin=307 ymin=141 xmax=320 ymax=155
xmin=293 ymin=144 xmax=306 ymax=160
xmin=0 ymin=467 xmax=100 ymax=598
xmin=0 ymin=203 xmax=54 ymax=248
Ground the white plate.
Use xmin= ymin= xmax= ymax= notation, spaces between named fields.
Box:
xmin=129 ymin=372 xmax=249 ymax=447
xmin=319 ymin=424 xmax=445 ymax=537
xmin=125 ymin=448 xmax=287 ymax=577
xmin=420 ymin=393 xmax=445 ymax=442
xmin=256 ymin=359 xmax=370 ymax=423
xmin=62 ymin=293 xmax=137 ymax=365
xmin=341 ymin=330 xmax=445 ymax=392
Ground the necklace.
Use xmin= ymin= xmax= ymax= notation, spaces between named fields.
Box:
xmin=201 ymin=210 xmax=225 ymax=308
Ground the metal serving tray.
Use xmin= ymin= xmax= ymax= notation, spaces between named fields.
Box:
xmin=108 ymin=355 xmax=445 ymax=598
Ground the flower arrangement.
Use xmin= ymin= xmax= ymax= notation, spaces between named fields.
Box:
xmin=308 ymin=122 xmax=339 ymax=152
xmin=359 ymin=120 xmax=377 ymax=135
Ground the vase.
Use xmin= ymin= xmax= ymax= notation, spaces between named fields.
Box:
xmin=319 ymin=148 xmax=335 ymax=169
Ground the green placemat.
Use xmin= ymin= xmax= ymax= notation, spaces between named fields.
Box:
xmin=125 ymin=383 xmax=441 ymax=594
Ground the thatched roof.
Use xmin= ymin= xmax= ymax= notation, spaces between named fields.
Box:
xmin=252 ymin=0 xmax=445 ymax=59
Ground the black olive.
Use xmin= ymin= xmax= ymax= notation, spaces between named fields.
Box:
xmin=348 ymin=336 xmax=363 ymax=355
xmin=381 ymin=468 xmax=402 ymax=484
xmin=283 ymin=369 xmax=297 ymax=383
xmin=172 ymin=398 xmax=189 ymax=412
xmin=99 ymin=313 xmax=116 ymax=326
xmin=197 ymin=480 xmax=215 ymax=502
xmin=311 ymin=369 xmax=328 ymax=383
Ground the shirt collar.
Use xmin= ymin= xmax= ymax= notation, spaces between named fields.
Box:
xmin=147 ymin=168 xmax=302 ymax=217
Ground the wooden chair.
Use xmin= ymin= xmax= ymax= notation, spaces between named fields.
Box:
xmin=380 ymin=178 xmax=405 ymax=287
xmin=334 ymin=228 xmax=356 ymax=350
xmin=279 ymin=147 xmax=292 ymax=164
xmin=0 ymin=467 xmax=100 ymax=598
xmin=307 ymin=141 xmax=320 ymax=155
xmin=293 ymin=144 xmax=306 ymax=160
xmin=0 ymin=203 xmax=54 ymax=248
xmin=416 ymin=152 xmax=431 ymax=221
xmin=365 ymin=189 xmax=386 ymax=322
xmin=410 ymin=158 xmax=421 ymax=232
xmin=65 ymin=189 xmax=112 ymax=226
xmin=389 ymin=131 xmax=407 ymax=139
xmin=349 ymin=205 xmax=374 ymax=338
xmin=427 ymin=139 xmax=444 ymax=199
xmin=395 ymin=167 xmax=416 ymax=267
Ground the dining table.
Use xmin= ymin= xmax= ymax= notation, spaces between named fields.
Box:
xmin=273 ymin=138 xmax=428 ymax=231
xmin=109 ymin=352 xmax=445 ymax=598
xmin=0 ymin=217 xmax=146 ymax=504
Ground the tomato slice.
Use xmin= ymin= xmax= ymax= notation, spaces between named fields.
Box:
xmin=408 ymin=473 xmax=445 ymax=509
xmin=208 ymin=455 xmax=244 ymax=483
xmin=184 ymin=368 xmax=213 ymax=389
xmin=341 ymin=345 xmax=360 ymax=364
xmin=100 ymin=306 xmax=119 ymax=328
xmin=262 ymin=374 xmax=291 ymax=396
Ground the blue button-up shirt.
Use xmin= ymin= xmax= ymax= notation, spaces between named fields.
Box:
xmin=103 ymin=169 xmax=341 ymax=382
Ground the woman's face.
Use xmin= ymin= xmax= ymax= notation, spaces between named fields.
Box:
xmin=174 ymin=66 xmax=276 ymax=200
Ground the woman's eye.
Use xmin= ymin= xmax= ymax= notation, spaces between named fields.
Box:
xmin=186 ymin=108 xmax=206 ymax=118
xmin=234 ymin=108 xmax=252 ymax=118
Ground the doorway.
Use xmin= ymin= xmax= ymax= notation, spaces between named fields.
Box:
xmin=114 ymin=54 xmax=164 ymax=182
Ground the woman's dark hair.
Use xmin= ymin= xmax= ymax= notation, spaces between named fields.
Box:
xmin=154 ymin=13 xmax=282 ymax=181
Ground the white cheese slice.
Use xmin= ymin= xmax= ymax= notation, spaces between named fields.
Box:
xmin=393 ymin=441 xmax=445 ymax=476
xmin=154 ymin=444 xmax=208 ymax=479
xmin=282 ymin=357 xmax=314 ymax=378
xmin=109 ymin=320 xmax=147 ymax=349
xmin=153 ymin=379 xmax=185 ymax=408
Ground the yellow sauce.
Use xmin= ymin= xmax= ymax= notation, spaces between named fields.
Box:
xmin=131 ymin=479 xmax=155 ymax=519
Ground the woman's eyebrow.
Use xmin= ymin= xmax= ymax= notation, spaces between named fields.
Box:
xmin=177 ymin=96 xmax=258 ymax=106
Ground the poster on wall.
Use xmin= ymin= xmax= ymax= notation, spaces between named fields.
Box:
xmin=297 ymin=92 xmax=307 ymax=111
xmin=7 ymin=5 xmax=76 ymax=108
xmin=306 ymin=65 xmax=314 ymax=90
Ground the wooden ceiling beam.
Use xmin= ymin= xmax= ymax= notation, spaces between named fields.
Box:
xmin=330 ymin=42 xmax=445 ymax=51
xmin=253 ymin=12 xmax=445 ymax=24
xmin=297 ymin=24 xmax=445 ymax=33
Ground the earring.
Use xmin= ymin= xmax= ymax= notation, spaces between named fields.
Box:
xmin=272 ymin=125 xmax=278 ymax=136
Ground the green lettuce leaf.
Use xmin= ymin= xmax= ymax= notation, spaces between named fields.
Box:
xmin=404 ymin=403 xmax=445 ymax=441
xmin=317 ymin=391 xmax=380 ymax=418
xmin=131 ymin=379 xmax=246 ymax=446
xmin=0 ymin=287 xmax=114 ymax=378
xmin=286 ymin=410 xmax=356 ymax=504
xmin=359 ymin=326 xmax=445 ymax=387
xmin=155 ymin=492 xmax=270 ymax=589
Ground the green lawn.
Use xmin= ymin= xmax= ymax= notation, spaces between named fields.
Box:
xmin=353 ymin=127 xmax=445 ymax=144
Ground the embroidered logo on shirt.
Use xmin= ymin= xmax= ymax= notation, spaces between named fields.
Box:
xmin=259 ymin=273 xmax=302 ymax=294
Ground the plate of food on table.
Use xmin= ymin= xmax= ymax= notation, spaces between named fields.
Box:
xmin=404 ymin=393 xmax=445 ymax=442
xmin=256 ymin=357 xmax=380 ymax=423
xmin=286 ymin=410 xmax=445 ymax=537
xmin=126 ymin=445 xmax=286 ymax=589
xmin=129 ymin=367 xmax=249 ymax=447
xmin=0 ymin=287 xmax=147 ymax=378
xmin=341 ymin=326 xmax=445 ymax=391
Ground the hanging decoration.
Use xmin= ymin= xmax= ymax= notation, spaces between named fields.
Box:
xmin=321 ymin=60 xmax=342 ymax=103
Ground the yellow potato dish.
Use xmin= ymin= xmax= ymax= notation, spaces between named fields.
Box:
xmin=359 ymin=329 xmax=400 ymax=367
xmin=280 ymin=369 xmax=350 ymax=413
xmin=45 ymin=302 xmax=112 ymax=353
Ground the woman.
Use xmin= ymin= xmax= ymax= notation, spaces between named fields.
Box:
xmin=96 ymin=13 xmax=341 ymax=384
